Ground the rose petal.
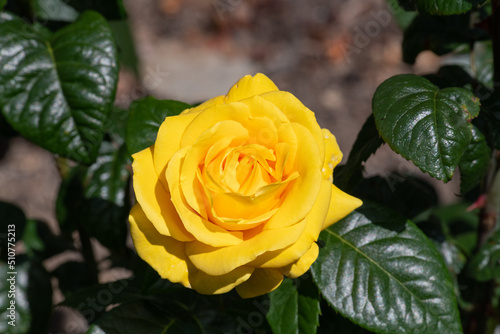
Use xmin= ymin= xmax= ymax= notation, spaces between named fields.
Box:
xmin=260 ymin=90 xmax=325 ymax=161
xmin=235 ymin=268 xmax=283 ymax=298
xmin=129 ymin=204 xmax=190 ymax=287
xmin=189 ymin=266 xmax=254 ymax=295
xmin=131 ymin=147 xmax=194 ymax=241
xmin=225 ymin=73 xmax=279 ymax=103
xmin=284 ymin=243 xmax=319 ymax=278
xmin=249 ymin=178 xmax=331 ymax=268
xmin=322 ymin=128 xmax=342 ymax=180
xmin=323 ymin=184 xmax=363 ymax=229
xmin=264 ymin=123 xmax=322 ymax=229
xmin=167 ymin=146 xmax=244 ymax=247
xmin=153 ymin=111 xmax=200 ymax=187
xmin=186 ymin=221 xmax=306 ymax=276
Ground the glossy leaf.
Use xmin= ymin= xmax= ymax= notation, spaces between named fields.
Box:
xmin=267 ymin=276 xmax=320 ymax=334
xmin=0 ymin=11 xmax=118 ymax=164
xmin=373 ymin=74 xmax=480 ymax=182
xmin=312 ymin=203 xmax=462 ymax=334
xmin=459 ymin=126 xmax=491 ymax=193
xmin=126 ymin=97 xmax=191 ymax=155
xmin=401 ymin=0 xmax=486 ymax=15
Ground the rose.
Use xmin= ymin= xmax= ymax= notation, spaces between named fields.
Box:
xmin=129 ymin=73 xmax=362 ymax=298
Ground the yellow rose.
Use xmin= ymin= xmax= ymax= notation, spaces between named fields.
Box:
xmin=129 ymin=73 xmax=362 ymax=298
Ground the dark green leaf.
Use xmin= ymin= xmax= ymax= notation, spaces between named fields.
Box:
xmin=0 ymin=0 xmax=6 ymax=11
xmin=0 ymin=11 xmax=119 ymax=164
xmin=318 ymin=299 xmax=374 ymax=334
xmin=21 ymin=219 xmax=44 ymax=256
xmin=373 ymin=74 xmax=480 ymax=182
xmin=402 ymin=14 xmax=487 ymax=64
xmin=312 ymin=203 xmax=462 ymax=334
xmin=459 ymin=125 xmax=491 ymax=193
xmin=57 ymin=142 xmax=130 ymax=248
xmin=109 ymin=20 xmax=138 ymax=74
xmin=126 ymin=97 xmax=191 ymax=155
xmin=105 ymin=107 xmax=129 ymax=145
xmin=267 ymin=276 xmax=320 ymax=334
xmin=96 ymin=300 xmax=204 ymax=334
xmin=468 ymin=230 xmax=500 ymax=281
xmin=400 ymin=0 xmax=486 ymax=15
xmin=424 ymin=66 xmax=474 ymax=89
xmin=352 ymin=175 xmax=439 ymax=219
xmin=67 ymin=0 xmax=126 ymax=20
xmin=334 ymin=114 xmax=384 ymax=192
xmin=32 ymin=0 xmax=79 ymax=22
xmin=0 ymin=259 xmax=52 ymax=334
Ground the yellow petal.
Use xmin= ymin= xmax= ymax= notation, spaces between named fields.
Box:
xmin=167 ymin=147 xmax=244 ymax=247
xmin=189 ymin=266 xmax=254 ymax=295
xmin=181 ymin=95 xmax=226 ymax=114
xmin=186 ymin=221 xmax=306 ymax=276
xmin=129 ymin=204 xmax=190 ymax=287
xmin=131 ymin=147 xmax=194 ymax=241
xmin=264 ymin=123 xmax=322 ymax=229
xmin=153 ymin=111 xmax=200 ymax=187
xmin=180 ymin=102 xmax=251 ymax=148
xmin=323 ymin=185 xmax=363 ymax=229
xmin=284 ymin=243 xmax=319 ymax=278
xmin=235 ymin=269 xmax=283 ymax=298
xmin=250 ymin=178 xmax=331 ymax=268
xmin=260 ymin=90 xmax=325 ymax=161
xmin=322 ymin=128 xmax=342 ymax=180
xmin=225 ymin=73 xmax=279 ymax=103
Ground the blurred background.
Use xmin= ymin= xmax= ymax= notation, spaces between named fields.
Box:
xmin=0 ymin=0 xmax=462 ymax=331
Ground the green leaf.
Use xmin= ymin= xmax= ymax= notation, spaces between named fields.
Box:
xmin=109 ymin=20 xmax=139 ymax=74
xmin=468 ymin=230 xmax=500 ymax=281
xmin=334 ymin=114 xmax=384 ymax=192
xmin=402 ymin=14 xmax=488 ymax=64
xmin=311 ymin=203 xmax=462 ymax=334
xmin=0 ymin=259 xmax=52 ymax=334
xmin=126 ymin=97 xmax=191 ymax=155
xmin=373 ymin=74 xmax=480 ymax=182
xmin=0 ymin=0 xmax=6 ymax=11
xmin=32 ymin=0 xmax=79 ymax=22
xmin=267 ymin=276 xmax=320 ymax=334
xmin=401 ymin=0 xmax=486 ymax=15
xmin=0 ymin=11 xmax=119 ymax=164
xmin=96 ymin=300 xmax=204 ymax=334
xmin=352 ymin=175 xmax=438 ymax=219
xmin=57 ymin=142 xmax=130 ymax=248
xmin=459 ymin=125 xmax=491 ymax=193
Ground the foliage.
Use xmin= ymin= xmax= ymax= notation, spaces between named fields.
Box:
xmin=0 ymin=0 xmax=499 ymax=333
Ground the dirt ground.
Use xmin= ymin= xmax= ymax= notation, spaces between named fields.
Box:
xmin=0 ymin=0 xmax=461 ymax=332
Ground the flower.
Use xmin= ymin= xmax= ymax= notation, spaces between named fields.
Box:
xmin=129 ymin=73 xmax=362 ymax=298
